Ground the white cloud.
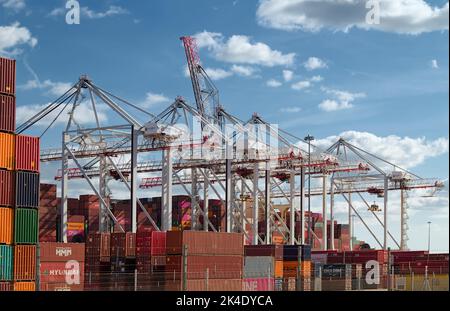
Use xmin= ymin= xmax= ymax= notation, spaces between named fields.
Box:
xmin=304 ymin=57 xmax=327 ymax=71
xmin=19 ymin=79 xmax=72 ymax=97
xmin=266 ymin=79 xmax=282 ymax=87
xmin=280 ymin=106 xmax=302 ymax=113
xmin=318 ymin=87 xmax=365 ymax=111
xmin=50 ymin=5 xmax=128 ymax=19
xmin=205 ymin=67 xmax=233 ymax=80
xmin=283 ymin=69 xmax=294 ymax=82
xmin=291 ymin=80 xmax=311 ymax=90
xmin=230 ymin=64 xmax=257 ymax=77
xmin=314 ymin=131 xmax=449 ymax=169
xmin=193 ymin=31 xmax=295 ymax=67
xmin=0 ymin=22 xmax=37 ymax=55
xmin=16 ymin=101 xmax=108 ymax=127
xmin=142 ymin=92 xmax=171 ymax=108
xmin=0 ymin=0 xmax=25 ymax=11
xmin=310 ymin=75 xmax=324 ymax=82
xmin=431 ymin=59 xmax=439 ymax=69
xmin=256 ymin=0 xmax=449 ymax=35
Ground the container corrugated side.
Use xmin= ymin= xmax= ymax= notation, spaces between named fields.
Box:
xmin=13 ymin=282 xmax=36 ymax=291
xmin=0 ymin=132 xmax=14 ymax=170
xmin=15 ymin=171 xmax=40 ymax=208
xmin=0 ymin=170 xmax=14 ymax=207
xmin=0 ymin=245 xmax=13 ymax=281
xmin=244 ymin=256 xmax=274 ymax=278
xmin=15 ymin=135 xmax=40 ymax=172
xmin=14 ymin=208 xmax=38 ymax=244
xmin=0 ymin=94 xmax=15 ymax=133
xmin=40 ymin=242 xmax=85 ymax=262
xmin=0 ymin=207 xmax=13 ymax=244
xmin=0 ymin=57 xmax=16 ymax=96
xmin=0 ymin=282 xmax=12 ymax=291
xmin=14 ymin=245 xmax=36 ymax=281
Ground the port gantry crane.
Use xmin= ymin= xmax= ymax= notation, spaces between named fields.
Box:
xmin=16 ymin=37 xmax=444 ymax=250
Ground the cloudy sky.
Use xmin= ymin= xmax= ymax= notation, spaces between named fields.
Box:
xmin=1 ymin=0 xmax=448 ymax=251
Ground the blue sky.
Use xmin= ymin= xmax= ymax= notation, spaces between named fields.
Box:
xmin=1 ymin=0 xmax=448 ymax=251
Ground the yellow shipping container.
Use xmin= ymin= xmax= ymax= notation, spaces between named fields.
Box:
xmin=0 ymin=207 xmax=14 ymax=244
xmin=0 ymin=133 xmax=14 ymax=170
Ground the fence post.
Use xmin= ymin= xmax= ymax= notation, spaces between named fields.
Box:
xmin=182 ymin=245 xmax=188 ymax=291
xmin=205 ymin=268 xmax=209 ymax=291
xmin=134 ymin=269 xmax=138 ymax=291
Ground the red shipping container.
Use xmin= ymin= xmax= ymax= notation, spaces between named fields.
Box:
xmin=244 ymin=245 xmax=283 ymax=261
xmin=0 ymin=282 xmax=12 ymax=291
xmin=14 ymin=245 xmax=36 ymax=281
xmin=243 ymin=278 xmax=274 ymax=291
xmin=166 ymin=231 xmax=244 ymax=256
xmin=0 ymin=57 xmax=16 ymax=96
xmin=0 ymin=170 xmax=14 ymax=207
xmin=110 ymin=232 xmax=136 ymax=258
xmin=40 ymin=261 xmax=85 ymax=285
xmin=0 ymin=94 xmax=15 ymax=133
xmin=165 ymin=255 xmax=243 ymax=280
xmin=86 ymin=233 xmax=110 ymax=261
xmin=40 ymin=283 xmax=84 ymax=291
xmin=166 ymin=279 xmax=242 ymax=291
xmin=40 ymin=243 xmax=85 ymax=262
xmin=151 ymin=231 xmax=166 ymax=256
xmin=15 ymin=135 xmax=40 ymax=172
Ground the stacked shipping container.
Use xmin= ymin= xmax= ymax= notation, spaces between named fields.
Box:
xmin=39 ymin=184 xmax=58 ymax=242
xmin=136 ymin=230 xmax=166 ymax=291
xmin=165 ymin=231 xmax=244 ymax=291
xmin=1 ymin=57 xmax=40 ymax=291
xmin=243 ymin=245 xmax=283 ymax=291
xmin=39 ymin=242 xmax=85 ymax=291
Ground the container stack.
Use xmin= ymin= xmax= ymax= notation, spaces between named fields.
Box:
xmin=109 ymin=232 xmax=136 ymax=290
xmin=39 ymin=184 xmax=58 ymax=242
xmin=84 ymin=233 xmax=111 ymax=290
xmin=39 ymin=242 xmax=85 ymax=291
xmin=315 ymin=263 xmax=352 ymax=291
xmin=0 ymin=57 xmax=16 ymax=291
xmin=1 ymin=57 xmax=40 ymax=291
xmin=243 ymin=245 xmax=283 ymax=291
xmin=136 ymin=230 xmax=167 ymax=290
xmin=282 ymin=244 xmax=312 ymax=291
xmin=165 ymin=231 xmax=244 ymax=291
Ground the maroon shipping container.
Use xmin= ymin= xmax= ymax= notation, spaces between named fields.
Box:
xmin=40 ymin=283 xmax=84 ymax=291
xmin=0 ymin=170 xmax=14 ymax=207
xmin=110 ymin=232 xmax=136 ymax=258
xmin=0 ymin=94 xmax=15 ymax=133
xmin=165 ymin=255 xmax=243 ymax=280
xmin=0 ymin=57 xmax=16 ymax=96
xmin=40 ymin=243 xmax=85 ymax=262
xmin=86 ymin=233 xmax=111 ymax=261
xmin=15 ymin=135 xmax=40 ymax=172
xmin=0 ymin=282 xmax=12 ymax=291
xmin=165 ymin=279 xmax=242 ymax=291
xmin=166 ymin=231 xmax=244 ymax=256
xmin=244 ymin=245 xmax=283 ymax=261
xmin=40 ymin=261 xmax=85 ymax=285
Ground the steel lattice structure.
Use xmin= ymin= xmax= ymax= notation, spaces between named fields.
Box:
xmin=16 ymin=37 xmax=444 ymax=250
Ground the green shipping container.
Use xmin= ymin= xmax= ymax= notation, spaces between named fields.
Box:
xmin=14 ymin=208 xmax=38 ymax=244
xmin=0 ymin=245 xmax=13 ymax=281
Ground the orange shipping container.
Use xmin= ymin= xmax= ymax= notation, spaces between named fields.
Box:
xmin=0 ymin=132 xmax=14 ymax=170
xmin=14 ymin=245 xmax=36 ymax=281
xmin=283 ymin=261 xmax=298 ymax=278
xmin=275 ymin=260 xmax=283 ymax=278
xmin=13 ymin=282 xmax=35 ymax=291
xmin=0 ymin=207 xmax=13 ymax=244
xmin=15 ymin=135 xmax=40 ymax=172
